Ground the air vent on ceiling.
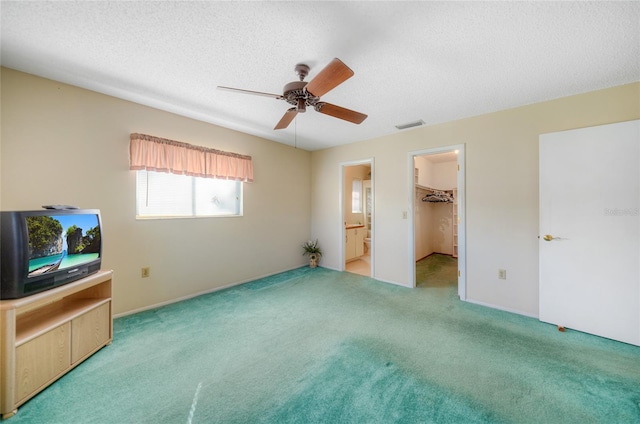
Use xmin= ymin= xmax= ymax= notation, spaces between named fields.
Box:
xmin=395 ymin=119 xmax=425 ymax=130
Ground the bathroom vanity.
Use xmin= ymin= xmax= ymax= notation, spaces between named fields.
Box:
xmin=345 ymin=225 xmax=365 ymax=261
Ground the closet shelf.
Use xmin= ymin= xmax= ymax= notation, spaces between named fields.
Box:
xmin=417 ymin=185 xmax=454 ymax=203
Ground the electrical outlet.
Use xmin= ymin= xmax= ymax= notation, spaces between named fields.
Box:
xmin=141 ymin=267 xmax=150 ymax=278
xmin=498 ymin=269 xmax=507 ymax=280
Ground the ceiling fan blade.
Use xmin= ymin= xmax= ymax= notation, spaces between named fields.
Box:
xmin=274 ymin=108 xmax=298 ymax=130
xmin=315 ymin=103 xmax=367 ymax=124
xmin=305 ymin=58 xmax=354 ymax=97
xmin=217 ymin=86 xmax=283 ymax=99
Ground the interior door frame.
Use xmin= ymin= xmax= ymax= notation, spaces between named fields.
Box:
xmin=408 ymin=144 xmax=466 ymax=300
xmin=340 ymin=158 xmax=375 ymax=276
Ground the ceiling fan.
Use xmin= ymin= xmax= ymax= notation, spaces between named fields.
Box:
xmin=217 ymin=58 xmax=368 ymax=130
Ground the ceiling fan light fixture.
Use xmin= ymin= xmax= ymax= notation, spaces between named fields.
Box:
xmin=395 ymin=119 xmax=425 ymax=130
xmin=297 ymin=98 xmax=306 ymax=113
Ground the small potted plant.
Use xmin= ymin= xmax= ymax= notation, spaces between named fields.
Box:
xmin=302 ymin=239 xmax=322 ymax=268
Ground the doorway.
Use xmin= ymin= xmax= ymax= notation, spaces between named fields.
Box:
xmin=409 ymin=145 xmax=466 ymax=299
xmin=342 ymin=159 xmax=374 ymax=277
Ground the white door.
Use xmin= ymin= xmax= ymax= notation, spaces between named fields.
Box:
xmin=539 ymin=120 xmax=639 ymax=346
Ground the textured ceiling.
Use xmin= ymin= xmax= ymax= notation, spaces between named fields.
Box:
xmin=2 ymin=1 xmax=639 ymax=151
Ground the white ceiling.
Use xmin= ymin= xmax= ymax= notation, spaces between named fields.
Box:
xmin=2 ymin=1 xmax=639 ymax=151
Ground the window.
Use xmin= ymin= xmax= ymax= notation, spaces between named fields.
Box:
xmin=351 ymin=178 xmax=362 ymax=213
xmin=129 ymin=133 xmax=252 ymax=219
xmin=136 ymin=170 xmax=242 ymax=218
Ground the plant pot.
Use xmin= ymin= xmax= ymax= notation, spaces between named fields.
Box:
xmin=309 ymin=253 xmax=319 ymax=268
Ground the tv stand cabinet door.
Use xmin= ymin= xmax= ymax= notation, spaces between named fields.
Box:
xmin=15 ymin=323 xmax=71 ymax=404
xmin=71 ymin=302 xmax=111 ymax=364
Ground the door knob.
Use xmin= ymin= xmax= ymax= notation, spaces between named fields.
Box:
xmin=541 ymin=234 xmax=567 ymax=241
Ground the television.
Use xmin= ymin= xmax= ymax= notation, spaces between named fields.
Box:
xmin=1 ymin=209 xmax=102 ymax=299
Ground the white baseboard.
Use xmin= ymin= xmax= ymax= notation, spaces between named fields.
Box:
xmin=321 ymin=265 xmax=341 ymax=272
xmin=372 ymin=276 xmax=411 ymax=288
xmin=114 ymin=264 xmax=308 ymax=318
xmin=323 ymin=264 xmax=411 ymax=289
xmin=464 ymin=297 xmax=539 ymax=319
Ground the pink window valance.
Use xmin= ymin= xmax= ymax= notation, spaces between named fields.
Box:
xmin=129 ymin=133 xmax=253 ymax=182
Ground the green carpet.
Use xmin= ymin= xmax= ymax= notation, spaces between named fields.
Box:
xmin=8 ymin=256 xmax=640 ymax=423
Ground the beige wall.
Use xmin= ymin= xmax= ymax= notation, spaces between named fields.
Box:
xmin=311 ymin=82 xmax=640 ymax=317
xmin=1 ymin=68 xmax=312 ymax=315
xmin=429 ymin=160 xmax=457 ymax=190
xmin=3 ymin=66 xmax=638 ymax=319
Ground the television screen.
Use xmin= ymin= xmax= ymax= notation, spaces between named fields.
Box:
xmin=26 ymin=213 xmax=101 ymax=278
xmin=1 ymin=209 xmax=102 ymax=299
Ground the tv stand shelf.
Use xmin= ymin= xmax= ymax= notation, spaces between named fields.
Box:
xmin=0 ymin=270 xmax=113 ymax=420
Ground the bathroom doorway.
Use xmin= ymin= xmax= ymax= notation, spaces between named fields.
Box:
xmin=409 ymin=146 xmax=466 ymax=299
xmin=341 ymin=159 xmax=374 ymax=277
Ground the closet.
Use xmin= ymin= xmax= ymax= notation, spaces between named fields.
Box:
xmin=414 ymin=154 xmax=458 ymax=261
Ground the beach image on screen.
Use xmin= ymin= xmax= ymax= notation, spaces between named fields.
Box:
xmin=26 ymin=214 xmax=100 ymax=277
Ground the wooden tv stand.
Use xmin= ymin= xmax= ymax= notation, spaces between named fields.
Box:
xmin=0 ymin=270 xmax=113 ymax=419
